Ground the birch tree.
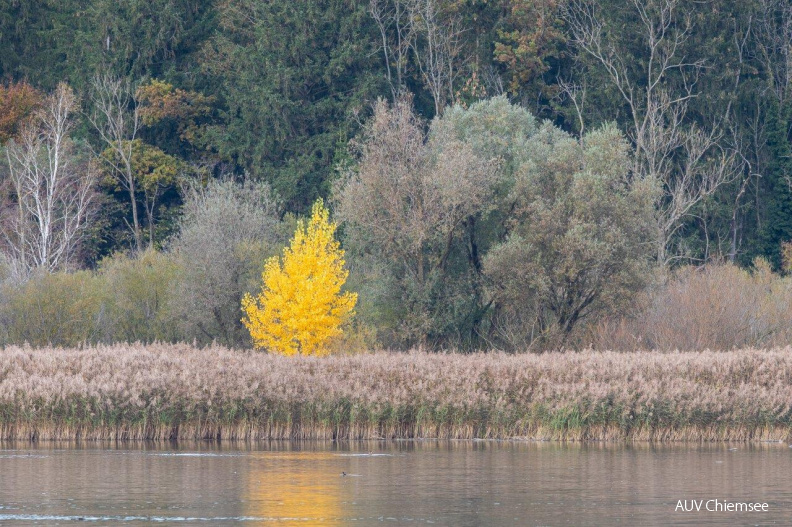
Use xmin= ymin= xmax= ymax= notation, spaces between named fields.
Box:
xmin=88 ymin=74 xmax=143 ymax=252
xmin=3 ymin=83 xmax=96 ymax=276
xmin=369 ymin=0 xmax=467 ymax=114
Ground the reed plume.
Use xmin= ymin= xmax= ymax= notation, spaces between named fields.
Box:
xmin=1 ymin=344 xmax=791 ymax=441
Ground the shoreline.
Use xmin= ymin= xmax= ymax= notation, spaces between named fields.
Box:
xmin=1 ymin=437 xmax=791 ymax=444
xmin=2 ymin=438 xmax=792 ymax=448
xmin=2 ymin=426 xmax=788 ymax=443
xmin=1 ymin=344 xmax=791 ymax=442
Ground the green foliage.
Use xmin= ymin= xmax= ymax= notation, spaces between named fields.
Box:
xmin=99 ymin=139 xmax=187 ymax=247
xmin=170 ymin=179 xmax=291 ymax=347
xmin=0 ymin=250 xmax=180 ymax=346
xmin=0 ymin=1 xmax=216 ymax=90
xmin=0 ymin=0 xmax=784 ymax=270
xmin=99 ymin=139 xmax=183 ymax=193
xmin=752 ymin=98 xmax=792 ymax=269
xmin=337 ymin=97 xmax=654 ymax=349
xmin=1 ymin=0 xmax=792 ymax=351
xmin=200 ymin=0 xmax=385 ymax=212
xmin=97 ymin=250 xmax=181 ymax=343
xmin=493 ymin=0 xmax=567 ymax=112
xmin=136 ymin=78 xmax=217 ymax=161
xmin=0 ymin=270 xmax=103 ymax=347
xmin=436 ymin=96 xmax=538 ymax=177
xmin=336 ymin=97 xmax=502 ymax=348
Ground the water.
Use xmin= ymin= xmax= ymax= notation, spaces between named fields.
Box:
xmin=0 ymin=441 xmax=790 ymax=525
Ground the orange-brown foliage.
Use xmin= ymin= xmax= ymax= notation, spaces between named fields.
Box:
xmin=0 ymin=81 xmax=42 ymax=143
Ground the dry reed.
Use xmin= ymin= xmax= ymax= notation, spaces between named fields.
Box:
xmin=1 ymin=343 xmax=791 ymax=441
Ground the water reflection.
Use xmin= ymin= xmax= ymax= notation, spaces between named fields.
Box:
xmin=245 ymin=452 xmax=345 ymax=526
xmin=0 ymin=441 xmax=790 ymax=526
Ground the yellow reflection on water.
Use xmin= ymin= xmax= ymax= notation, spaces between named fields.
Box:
xmin=245 ymin=452 xmax=345 ymax=526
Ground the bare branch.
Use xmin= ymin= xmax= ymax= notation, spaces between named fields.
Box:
xmin=369 ymin=0 xmax=469 ymax=114
xmin=564 ymin=0 xmax=736 ymax=264
xmin=88 ymin=73 xmax=143 ymax=252
xmin=3 ymin=84 xmax=97 ymax=276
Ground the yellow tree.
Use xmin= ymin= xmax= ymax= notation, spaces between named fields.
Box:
xmin=241 ymin=200 xmax=357 ymax=355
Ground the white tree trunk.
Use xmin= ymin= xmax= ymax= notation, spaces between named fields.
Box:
xmin=4 ymin=83 xmax=96 ymax=275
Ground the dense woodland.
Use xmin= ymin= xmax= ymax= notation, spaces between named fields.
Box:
xmin=1 ymin=0 xmax=792 ymax=351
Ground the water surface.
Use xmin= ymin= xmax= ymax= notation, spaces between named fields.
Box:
xmin=0 ymin=441 xmax=790 ymax=525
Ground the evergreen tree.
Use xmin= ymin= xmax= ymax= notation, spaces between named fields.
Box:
xmin=755 ymin=97 xmax=792 ymax=270
xmin=200 ymin=0 xmax=385 ymax=213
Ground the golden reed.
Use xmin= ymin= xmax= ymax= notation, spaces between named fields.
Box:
xmin=1 ymin=344 xmax=790 ymax=441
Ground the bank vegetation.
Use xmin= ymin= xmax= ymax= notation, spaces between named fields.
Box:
xmin=1 ymin=344 xmax=791 ymax=442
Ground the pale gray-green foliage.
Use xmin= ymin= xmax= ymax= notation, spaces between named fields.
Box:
xmin=339 ymin=97 xmax=549 ymax=349
xmin=484 ymin=122 xmax=656 ymax=350
xmin=340 ymin=97 xmax=655 ymax=350
xmin=336 ymin=98 xmax=501 ymax=348
xmin=432 ymin=98 xmax=544 ymax=344
xmin=169 ymin=179 xmax=289 ymax=347
xmin=434 ymin=96 xmax=538 ymax=181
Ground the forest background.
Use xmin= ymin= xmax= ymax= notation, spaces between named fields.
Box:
xmin=1 ymin=0 xmax=792 ymax=353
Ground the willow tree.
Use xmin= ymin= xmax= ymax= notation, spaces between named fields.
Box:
xmin=484 ymin=123 xmax=656 ymax=349
xmin=334 ymin=97 xmax=499 ymax=347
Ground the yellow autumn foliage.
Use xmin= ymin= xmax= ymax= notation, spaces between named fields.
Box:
xmin=241 ymin=200 xmax=357 ymax=355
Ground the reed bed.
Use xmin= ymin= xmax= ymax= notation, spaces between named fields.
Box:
xmin=1 ymin=343 xmax=791 ymax=441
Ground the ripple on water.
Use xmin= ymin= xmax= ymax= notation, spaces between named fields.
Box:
xmin=334 ymin=453 xmax=394 ymax=457
xmin=149 ymin=453 xmax=243 ymax=457
xmin=0 ymin=514 xmax=307 ymax=522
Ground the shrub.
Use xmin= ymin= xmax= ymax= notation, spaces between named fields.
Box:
xmin=97 ymin=249 xmax=181 ymax=343
xmin=0 ymin=270 xmax=103 ymax=346
xmin=169 ymin=179 xmax=289 ymax=347
xmin=590 ymin=261 xmax=792 ymax=351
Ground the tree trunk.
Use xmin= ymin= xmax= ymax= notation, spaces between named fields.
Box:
xmin=127 ymin=167 xmax=141 ymax=252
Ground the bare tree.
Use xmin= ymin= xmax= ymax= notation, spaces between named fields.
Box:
xmin=369 ymin=0 xmax=467 ymax=114
xmin=557 ymin=76 xmax=588 ymax=137
xmin=3 ymin=84 xmax=96 ymax=276
xmin=411 ymin=0 xmax=466 ymax=115
xmin=754 ymin=0 xmax=792 ymax=106
xmin=88 ymin=74 xmax=143 ymax=252
xmin=370 ymin=0 xmax=415 ymax=99
xmin=722 ymin=16 xmax=754 ymax=263
xmin=564 ymin=0 xmax=738 ymax=264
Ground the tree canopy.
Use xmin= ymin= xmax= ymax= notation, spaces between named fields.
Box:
xmin=1 ymin=0 xmax=791 ymax=350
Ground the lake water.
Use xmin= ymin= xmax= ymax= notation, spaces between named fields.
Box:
xmin=0 ymin=441 xmax=790 ymax=525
